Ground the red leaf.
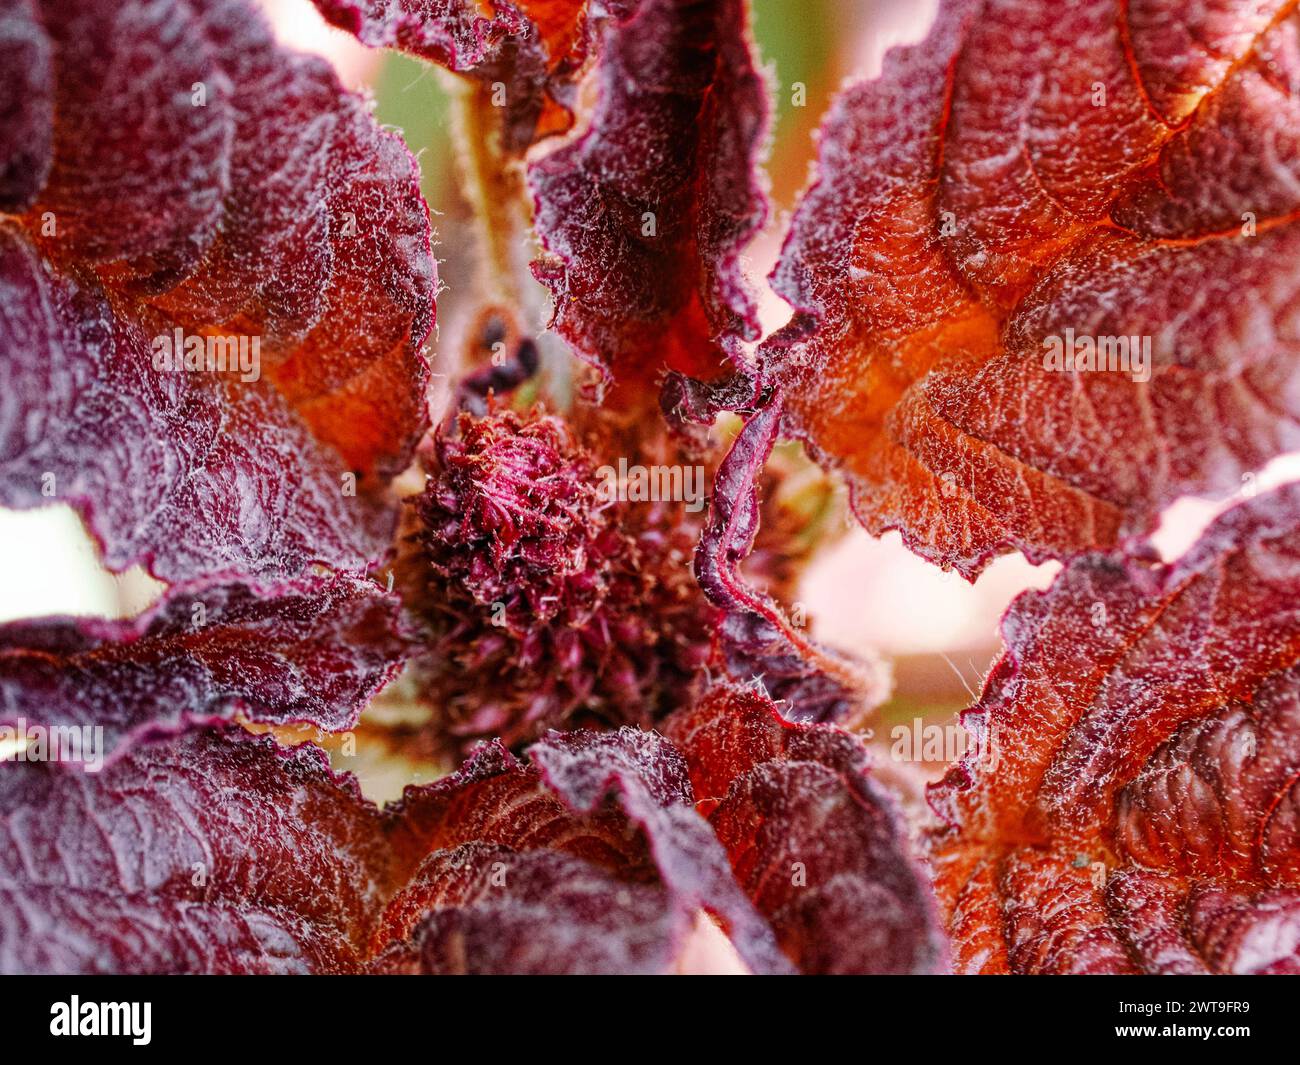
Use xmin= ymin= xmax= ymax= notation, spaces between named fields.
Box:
xmin=529 ymin=0 xmax=768 ymax=397
xmin=0 ymin=574 xmax=411 ymax=767
xmin=311 ymin=0 xmax=524 ymax=69
xmin=0 ymin=224 xmax=396 ymax=580
xmin=312 ymin=0 xmax=601 ymax=151
xmin=0 ymin=721 xmax=784 ymax=974
xmin=666 ymin=683 xmax=947 ymax=974
xmin=0 ymin=685 xmax=941 ymax=973
xmin=928 ymin=485 xmax=1300 ymax=974
xmin=310 ymin=0 xmax=772 ymax=469
xmin=762 ymin=0 xmax=1300 ymax=576
xmin=0 ymin=0 xmax=435 ymax=582
xmin=34 ymin=0 xmax=235 ymax=283
xmin=695 ymin=400 xmax=888 ymax=724
xmin=0 ymin=731 xmax=401 ymax=974
xmin=0 ymin=0 xmax=53 ymax=213
xmin=528 ymin=726 xmax=795 ymax=973
xmin=375 ymin=726 xmax=793 ymax=974
xmin=372 ymin=844 xmax=683 ymax=973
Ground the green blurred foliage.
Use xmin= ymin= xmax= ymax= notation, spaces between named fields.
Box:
xmin=373 ymin=53 xmax=453 ymax=203
xmin=751 ymin=0 xmax=838 ymax=150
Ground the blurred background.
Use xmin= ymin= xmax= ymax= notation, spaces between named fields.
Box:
xmin=5 ymin=0 xmax=1297 ymax=792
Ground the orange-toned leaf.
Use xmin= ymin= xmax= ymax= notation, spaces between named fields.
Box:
xmin=928 ymin=485 xmax=1300 ymax=973
xmin=763 ymin=0 xmax=1300 ymax=576
xmin=0 ymin=0 xmax=435 ymax=582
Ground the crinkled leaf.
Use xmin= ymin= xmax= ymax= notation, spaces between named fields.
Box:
xmin=0 ymin=730 xmax=606 ymax=974
xmin=311 ymin=0 xmax=518 ymax=67
xmin=0 ymin=0 xmax=434 ymax=583
xmin=374 ymin=726 xmax=793 ymax=974
xmin=371 ymin=843 xmax=682 ymax=974
xmin=696 ymin=401 xmax=887 ymax=723
xmin=313 ymin=0 xmax=607 ymax=152
xmin=314 ymin=0 xmax=772 ymax=402
xmin=0 ymin=730 xmax=402 ymax=974
xmin=2 ymin=723 xmax=731 ymax=974
xmin=529 ymin=726 xmax=795 ymax=974
xmin=530 ymin=0 xmax=768 ymax=395
xmin=34 ymin=0 xmax=235 ymax=283
xmin=666 ymin=684 xmax=947 ymax=975
xmin=0 ymin=224 xmax=391 ymax=579
xmin=4 ymin=685 xmax=946 ymax=974
xmin=762 ymin=0 xmax=1300 ymax=576
xmin=928 ymin=485 xmax=1300 ymax=974
xmin=0 ymin=574 xmax=410 ymax=767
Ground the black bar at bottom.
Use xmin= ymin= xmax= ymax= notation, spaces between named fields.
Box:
xmin=0 ymin=973 xmax=1291 ymax=1054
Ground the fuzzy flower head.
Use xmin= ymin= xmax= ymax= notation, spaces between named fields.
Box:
xmin=402 ymin=406 xmax=717 ymax=753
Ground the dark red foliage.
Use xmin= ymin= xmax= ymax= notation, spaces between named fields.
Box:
xmin=0 ymin=730 xmax=402 ymax=974
xmin=696 ymin=401 xmax=886 ymax=724
xmin=0 ymin=0 xmax=434 ymax=584
xmin=6 ymin=0 xmax=1299 ymax=982
xmin=0 ymin=224 xmax=398 ymax=581
xmin=373 ymin=844 xmax=684 ymax=973
xmin=312 ymin=0 xmax=617 ymax=152
xmin=527 ymin=724 xmax=793 ymax=973
xmin=762 ymin=0 xmax=1300 ymax=577
xmin=1 ymin=683 xmax=943 ymax=974
xmin=0 ymin=0 xmax=52 ymax=213
xmin=375 ymin=724 xmax=792 ymax=974
xmin=312 ymin=0 xmax=770 ymax=399
xmin=529 ymin=0 xmax=768 ymax=396
xmin=0 ymin=575 xmax=411 ymax=766
xmin=928 ymin=485 xmax=1300 ymax=974
xmin=387 ymin=689 xmax=941 ymax=974
xmin=666 ymin=684 xmax=947 ymax=974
